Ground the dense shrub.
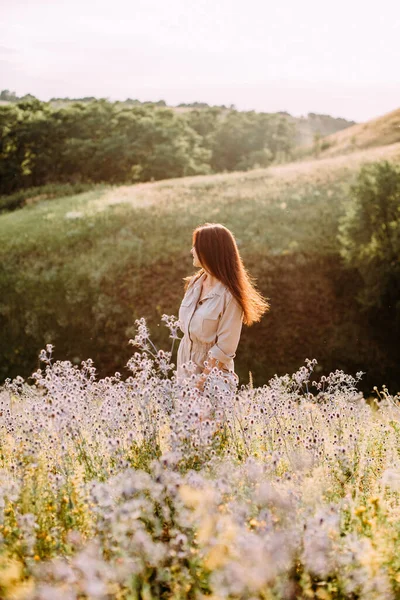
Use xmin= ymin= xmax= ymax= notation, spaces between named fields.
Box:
xmin=338 ymin=160 xmax=400 ymax=332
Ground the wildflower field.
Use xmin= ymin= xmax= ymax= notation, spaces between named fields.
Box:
xmin=1 ymin=317 xmax=400 ymax=600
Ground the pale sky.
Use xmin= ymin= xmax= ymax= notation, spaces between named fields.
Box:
xmin=1 ymin=0 xmax=400 ymax=121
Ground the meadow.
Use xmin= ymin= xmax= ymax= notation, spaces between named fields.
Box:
xmin=1 ymin=113 xmax=400 ymax=598
xmin=1 ymin=318 xmax=400 ymax=599
xmin=1 ymin=141 xmax=400 ymax=391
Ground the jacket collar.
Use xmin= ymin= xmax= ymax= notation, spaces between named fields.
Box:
xmin=193 ymin=272 xmax=225 ymax=300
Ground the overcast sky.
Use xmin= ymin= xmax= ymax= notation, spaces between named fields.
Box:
xmin=1 ymin=0 xmax=400 ymax=122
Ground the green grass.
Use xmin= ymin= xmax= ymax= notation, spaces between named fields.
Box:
xmin=0 ymin=182 xmax=104 ymax=214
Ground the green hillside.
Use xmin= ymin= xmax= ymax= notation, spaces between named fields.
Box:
xmin=1 ymin=141 xmax=400 ymax=391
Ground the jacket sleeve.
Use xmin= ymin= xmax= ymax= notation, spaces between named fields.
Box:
xmin=208 ymin=295 xmax=243 ymax=364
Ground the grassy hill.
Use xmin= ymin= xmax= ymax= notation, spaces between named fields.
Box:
xmin=1 ymin=141 xmax=400 ymax=392
xmin=308 ymin=107 xmax=400 ymax=158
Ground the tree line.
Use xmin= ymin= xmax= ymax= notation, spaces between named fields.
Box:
xmin=0 ymin=95 xmax=354 ymax=197
xmin=0 ymin=98 xmax=295 ymax=195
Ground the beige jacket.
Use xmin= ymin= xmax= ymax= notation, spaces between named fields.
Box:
xmin=176 ymin=272 xmax=244 ymax=380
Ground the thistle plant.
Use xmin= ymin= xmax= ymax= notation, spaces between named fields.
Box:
xmin=0 ymin=316 xmax=400 ymax=599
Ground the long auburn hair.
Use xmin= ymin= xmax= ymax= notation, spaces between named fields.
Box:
xmin=185 ymin=223 xmax=269 ymax=326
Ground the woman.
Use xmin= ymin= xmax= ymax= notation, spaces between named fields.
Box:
xmin=177 ymin=223 xmax=269 ymax=393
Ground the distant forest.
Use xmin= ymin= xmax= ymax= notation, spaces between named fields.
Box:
xmin=0 ymin=89 xmax=355 ymax=196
